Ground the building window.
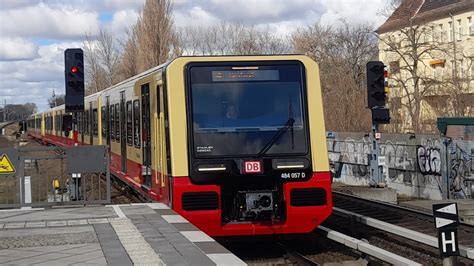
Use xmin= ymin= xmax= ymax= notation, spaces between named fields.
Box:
xmin=438 ymin=24 xmax=444 ymax=42
xmin=469 ymin=59 xmax=473 ymax=79
xmin=430 ymin=26 xmax=435 ymax=42
xmin=451 ymin=60 xmax=455 ymax=77
xmin=433 ymin=65 xmax=445 ymax=80
xmin=133 ymin=100 xmax=141 ymax=148
xmin=457 ymin=19 xmax=462 ymax=41
xmin=389 ymin=61 xmax=400 ymax=74
xmin=448 ymin=21 xmax=453 ymax=42
xmin=469 ymin=17 xmax=473 ymax=36
xmin=126 ymin=101 xmax=133 ymax=146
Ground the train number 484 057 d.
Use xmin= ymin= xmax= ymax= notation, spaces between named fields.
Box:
xmin=281 ymin=172 xmax=306 ymax=179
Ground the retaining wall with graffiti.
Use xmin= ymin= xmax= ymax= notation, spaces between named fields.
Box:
xmin=327 ymin=132 xmax=473 ymax=200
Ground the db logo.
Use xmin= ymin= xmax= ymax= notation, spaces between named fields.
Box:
xmin=244 ymin=161 xmax=262 ymax=174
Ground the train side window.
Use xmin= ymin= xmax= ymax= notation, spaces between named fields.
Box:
xmin=110 ymin=105 xmax=115 ymax=140
xmin=126 ymin=101 xmax=133 ymax=146
xmin=93 ymin=108 xmax=98 ymax=136
xmin=133 ymin=100 xmax=141 ymax=148
xmin=115 ymin=103 xmax=120 ymax=141
xmin=77 ymin=113 xmax=82 ymax=133
xmin=59 ymin=113 xmax=62 ymax=136
xmin=101 ymin=106 xmax=106 ymax=138
xmin=85 ymin=110 xmax=89 ymax=135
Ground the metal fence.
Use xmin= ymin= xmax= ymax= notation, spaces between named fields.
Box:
xmin=0 ymin=145 xmax=110 ymax=208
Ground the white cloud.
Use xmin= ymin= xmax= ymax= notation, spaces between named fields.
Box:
xmin=0 ymin=41 xmax=82 ymax=111
xmin=174 ymin=0 xmax=323 ymax=26
xmin=0 ymin=37 xmax=39 ymax=60
xmin=319 ymin=0 xmax=386 ymax=28
xmin=111 ymin=9 xmax=140 ymax=34
xmin=0 ymin=0 xmax=146 ymax=13
xmin=0 ymin=2 xmax=100 ymax=39
xmin=0 ymin=0 xmax=390 ymax=111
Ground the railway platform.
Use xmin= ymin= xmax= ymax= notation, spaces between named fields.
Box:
xmin=0 ymin=203 xmax=246 ymax=265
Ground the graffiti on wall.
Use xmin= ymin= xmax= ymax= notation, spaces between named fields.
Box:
xmin=449 ymin=142 xmax=473 ymax=198
xmin=328 ymin=133 xmax=449 ymax=199
xmin=417 ymin=139 xmax=442 ymax=175
xmin=328 ymin=137 xmax=370 ymax=180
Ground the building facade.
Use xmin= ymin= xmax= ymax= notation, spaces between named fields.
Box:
xmin=377 ymin=0 xmax=474 ymax=133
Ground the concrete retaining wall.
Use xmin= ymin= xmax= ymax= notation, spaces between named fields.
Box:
xmin=327 ymin=132 xmax=473 ymax=200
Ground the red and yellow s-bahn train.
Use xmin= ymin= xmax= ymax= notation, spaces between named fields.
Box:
xmin=27 ymin=55 xmax=332 ymax=236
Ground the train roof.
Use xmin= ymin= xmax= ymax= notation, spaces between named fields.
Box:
xmin=31 ymin=55 xmax=309 ymax=117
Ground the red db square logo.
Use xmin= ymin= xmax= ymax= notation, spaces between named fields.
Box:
xmin=244 ymin=161 xmax=262 ymax=174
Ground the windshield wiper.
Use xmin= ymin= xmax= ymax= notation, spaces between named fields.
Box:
xmin=258 ymin=96 xmax=295 ymax=156
xmin=257 ymin=117 xmax=295 ymax=156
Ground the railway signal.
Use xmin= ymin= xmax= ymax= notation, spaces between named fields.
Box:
xmin=64 ymin=48 xmax=84 ymax=113
xmin=64 ymin=48 xmax=84 ymax=144
xmin=366 ymin=61 xmax=391 ymax=187
xmin=366 ymin=61 xmax=386 ymax=108
xmin=433 ymin=203 xmax=460 ymax=259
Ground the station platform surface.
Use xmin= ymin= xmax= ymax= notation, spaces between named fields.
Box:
xmin=0 ymin=203 xmax=246 ymax=265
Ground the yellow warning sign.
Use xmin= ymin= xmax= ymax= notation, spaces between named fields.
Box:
xmin=0 ymin=154 xmax=16 ymax=174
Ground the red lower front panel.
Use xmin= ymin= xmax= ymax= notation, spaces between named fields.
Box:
xmin=172 ymin=172 xmax=332 ymax=236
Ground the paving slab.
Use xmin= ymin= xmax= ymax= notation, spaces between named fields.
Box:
xmin=0 ymin=204 xmax=246 ymax=265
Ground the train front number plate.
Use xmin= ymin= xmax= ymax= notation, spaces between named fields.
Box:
xmin=244 ymin=161 xmax=262 ymax=174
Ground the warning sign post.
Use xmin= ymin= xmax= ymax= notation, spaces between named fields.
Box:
xmin=433 ymin=203 xmax=460 ymax=265
xmin=0 ymin=154 xmax=16 ymax=174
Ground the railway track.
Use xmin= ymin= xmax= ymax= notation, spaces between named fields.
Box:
xmin=325 ymin=191 xmax=474 ymax=264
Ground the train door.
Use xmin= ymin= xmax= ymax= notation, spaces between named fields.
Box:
xmin=106 ymin=96 xmax=111 ymax=146
xmin=89 ymin=102 xmax=93 ymax=144
xmin=141 ymin=84 xmax=152 ymax=188
xmin=120 ymin=92 xmax=127 ymax=173
xmin=157 ymin=83 xmax=169 ymax=202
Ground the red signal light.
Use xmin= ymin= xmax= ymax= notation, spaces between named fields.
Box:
xmin=384 ymin=70 xmax=388 ymax=78
xmin=71 ymin=66 xmax=78 ymax=74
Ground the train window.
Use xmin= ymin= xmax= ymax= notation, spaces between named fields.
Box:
xmin=58 ymin=113 xmax=62 ymax=135
xmin=77 ymin=113 xmax=82 ymax=133
xmin=126 ymin=101 xmax=133 ymax=146
xmin=93 ymin=108 xmax=98 ymax=136
xmin=115 ymin=103 xmax=120 ymax=141
xmin=188 ymin=63 xmax=308 ymax=157
xmin=55 ymin=114 xmax=58 ymax=134
xmin=85 ymin=110 xmax=90 ymax=135
xmin=101 ymin=106 xmax=106 ymax=138
xmin=133 ymin=100 xmax=140 ymax=148
xmin=110 ymin=105 xmax=115 ymax=140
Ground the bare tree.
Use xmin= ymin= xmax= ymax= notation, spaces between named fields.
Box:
xmin=136 ymin=0 xmax=178 ymax=71
xmin=426 ymin=47 xmax=474 ymax=118
xmin=83 ymin=33 xmax=107 ymax=95
xmin=178 ymin=21 xmax=290 ymax=56
xmin=378 ymin=19 xmax=452 ymax=132
xmin=292 ymin=21 xmax=376 ymax=132
xmin=96 ymin=28 xmax=120 ymax=87
xmin=118 ymin=24 xmax=140 ymax=80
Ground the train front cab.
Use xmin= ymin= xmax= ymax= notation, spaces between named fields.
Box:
xmin=165 ymin=56 xmax=332 ymax=236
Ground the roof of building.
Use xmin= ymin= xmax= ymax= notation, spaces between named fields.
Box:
xmin=376 ymin=0 xmax=474 ymax=34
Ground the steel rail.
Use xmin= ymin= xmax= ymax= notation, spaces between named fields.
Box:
xmin=331 ymin=192 xmax=474 ymax=259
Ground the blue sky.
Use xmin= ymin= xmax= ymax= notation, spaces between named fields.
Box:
xmin=0 ymin=0 xmax=388 ymax=111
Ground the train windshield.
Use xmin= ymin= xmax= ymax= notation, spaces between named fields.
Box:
xmin=189 ymin=63 xmax=308 ymax=157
